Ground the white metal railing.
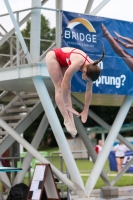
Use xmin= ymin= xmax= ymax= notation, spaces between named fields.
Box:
xmin=0 ymin=91 xmax=8 ymax=100
xmin=0 ymin=6 xmax=62 ymax=68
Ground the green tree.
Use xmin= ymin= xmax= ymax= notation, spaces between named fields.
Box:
xmin=0 ymin=14 xmax=55 ymax=66
xmin=0 ymin=34 xmax=16 ymax=67
xmin=22 ymin=15 xmax=55 ymax=54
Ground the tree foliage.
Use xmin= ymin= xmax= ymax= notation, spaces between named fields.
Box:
xmin=22 ymin=15 xmax=55 ymax=54
xmin=0 ymin=15 xmax=55 ymax=67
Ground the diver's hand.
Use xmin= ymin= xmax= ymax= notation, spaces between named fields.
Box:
xmin=66 ymin=106 xmax=80 ymax=117
xmin=80 ymin=110 xmax=88 ymax=123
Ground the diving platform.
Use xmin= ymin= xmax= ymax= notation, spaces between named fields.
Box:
xmin=1 ymin=0 xmax=133 ymax=199
xmin=0 ymin=63 xmax=54 ymax=93
xmin=0 ymin=63 xmax=131 ymax=107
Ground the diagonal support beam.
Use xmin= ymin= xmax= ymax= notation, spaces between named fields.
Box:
xmin=2 ymin=0 xmax=87 ymax=196
xmin=90 ymin=0 xmax=111 ymax=15
xmin=111 ymin=157 xmax=133 ymax=186
xmin=0 ymin=0 xmax=48 ymax=46
xmin=33 ymin=77 xmax=86 ymax=197
xmin=84 ymin=0 xmax=94 ymax=14
xmin=72 ymin=95 xmax=133 ymax=152
xmin=72 ymin=95 xmax=133 ymax=193
xmin=4 ymin=0 xmax=32 ymax=63
xmin=13 ymin=97 xmax=56 ymax=185
xmin=13 ymin=109 xmax=52 ymax=185
xmin=30 ymin=0 xmax=86 ymax=196
xmin=85 ymin=95 xmax=133 ymax=196
xmin=74 ymin=115 xmax=110 ymax=186
xmin=0 ymin=118 xmax=76 ymax=191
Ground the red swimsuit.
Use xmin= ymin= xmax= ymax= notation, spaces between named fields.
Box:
xmin=52 ymin=48 xmax=90 ymax=67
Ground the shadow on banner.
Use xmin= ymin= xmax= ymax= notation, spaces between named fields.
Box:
xmin=109 ymin=151 xmax=133 ymax=172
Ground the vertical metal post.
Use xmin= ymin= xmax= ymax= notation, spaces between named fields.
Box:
xmin=30 ymin=0 xmax=41 ymax=62
xmin=102 ymin=132 xmax=105 ymax=143
xmin=85 ymin=96 xmax=133 ymax=196
xmin=56 ymin=0 xmax=62 ymax=47
xmin=60 ymin=155 xmax=63 ymax=173
xmin=10 ymin=37 xmax=13 ymax=66
xmin=28 ymin=167 xmax=31 ymax=185
xmin=60 ymin=155 xmax=64 ymax=197
xmin=16 ymin=12 xmax=20 ymax=66
xmin=66 ymin=167 xmax=71 ymax=200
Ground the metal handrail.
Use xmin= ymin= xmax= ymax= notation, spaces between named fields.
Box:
xmin=0 ymin=6 xmax=60 ymax=17
xmin=40 ymin=42 xmax=56 ymax=61
xmin=50 ymin=150 xmax=88 ymax=157
xmin=13 ymin=92 xmax=30 ymax=114
xmin=0 ymin=91 xmax=8 ymax=100
xmin=0 ymin=156 xmax=31 ymax=185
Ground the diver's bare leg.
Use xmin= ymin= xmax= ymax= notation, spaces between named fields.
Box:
xmin=101 ymin=24 xmax=133 ymax=72
xmin=114 ymin=37 xmax=133 ymax=49
xmin=114 ymin=31 xmax=133 ymax=45
xmin=61 ymin=67 xmax=77 ymax=137
xmin=45 ymin=52 xmax=77 ymax=136
xmin=101 ymin=24 xmax=127 ymax=56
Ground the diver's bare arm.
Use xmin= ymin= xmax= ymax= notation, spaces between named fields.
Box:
xmin=61 ymin=66 xmax=80 ymax=116
xmin=80 ymin=82 xmax=93 ymax=123
xmin=84 ymin=81 xmax=93 ymax=111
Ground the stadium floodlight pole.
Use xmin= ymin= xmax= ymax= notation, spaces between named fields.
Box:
xmin=85 ymin=95 xmax=133 ymax=197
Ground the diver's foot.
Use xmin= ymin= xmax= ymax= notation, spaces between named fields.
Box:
xmin=70 ymin=129 xmax=77 ymax=138
xmin=64 ymin=120 xmax=77 ymax=137
xmin=101 ymin=24 xmax=109 ymax=37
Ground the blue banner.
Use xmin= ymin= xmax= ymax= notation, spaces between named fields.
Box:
xmin=62 ymin=11 xmax=133 ymax=95
xmin=109 ymin=151 xmax=133 ymax=172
